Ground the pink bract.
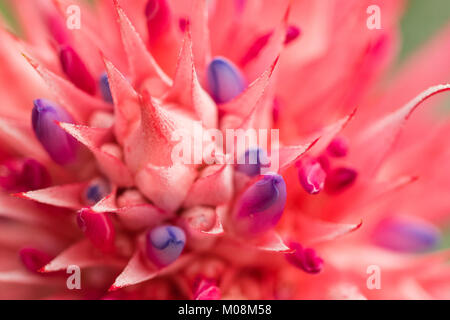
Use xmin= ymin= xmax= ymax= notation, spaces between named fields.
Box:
xmin=0 ymin=0 xmax=449 ymax=300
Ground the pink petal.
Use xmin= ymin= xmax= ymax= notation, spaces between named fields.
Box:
xmin=246 ymin=231 xmax=292 ymax=253
xmin=123 ymin=90 xmax=206 ymax=172
xmin=368 ymin=24 xmax=450 ymax=119
xmin=272 ymin=139 xmax=319 ymax=172
xmin=17 ymin=183 xmax=87 ymax=209
xmin=220 ymin=57 xmax=279 ymax=118
xmin=184 ymin=164 xmax=233 ymax=207
xmin=91 ymin=187 xmax=118 ymax=213
xmin=352 ymin=84 xmax=450 ymax=176
xmin=293 ymin=214 xmax=363 ymax=246
xmin=0 ymin=117 xmax=49 ymax=162
xmin=0 ymin=218 xmax=70 ymax=252
xmin=165 ymin=32 xmax=218 ymax=128
xmin=115 ymin=0 xmax=172 ymax=89
xmin=203 ymin=207 xmax=225 ymax=235
xmin=309 ymin=108 xmax=357 ymax=154
xmin=135 ymin=163 xmax=197 ymax=213
xmin=109 ymin=250 xmax=158 ymax=291
xmin=53 ymin=0 xmax=106 ymax=75
xmin=165 ymin=32 xmax=195 ymax=106
xmin=194 ymin=279 xmax=221 ymax=300
xmin=123 ymin=91 xmax=178 ymax=170
xmin=59 ymin=123 xmax=134 ymax=187
xmin=0 ymin=270 xmax=59 ymax=286
xmin=23 ymin=54 xmax=111 ymax=123
xmin=115 ymin=204 xmax=171 ymax=231
xmin=192 ymin=63 xmax=218 ymax=129
xmin=41 ymin=239 xmax=125 ymax=273
xmin=8 ymin=0 xmax=54 ymax=46
xmin=182 ymin=206 xmax=224 ymax=236
xmin=0 ymin=194 xmax=72 ymax=230
xmin=103 ymin=58 xmax=140 ymax=145
xmin=188 ymin=0 xmax=211 ymax=74
xmin=0 ymin=29 xmax=52 ymax=119
xmin=243 ymin=6 xmax=288 ymax=80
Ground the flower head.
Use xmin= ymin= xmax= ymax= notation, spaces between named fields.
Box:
xmin=0 ymin=0 xmax=449 ymax=300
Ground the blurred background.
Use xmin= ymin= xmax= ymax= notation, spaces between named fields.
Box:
xmin=1 ymin=0 xmax=450 ymax=63
xmin=0 ymin=0 xmax=449 ymax=247
xmin=397 ymin=0 xmax=450 ymax=63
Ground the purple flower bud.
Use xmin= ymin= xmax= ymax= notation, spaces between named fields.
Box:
xmin=327 ymin=137 xmax=349 ymax=158
xmin=284 ymin=25 xmax=301 ymax=44
xmin=32 ymin=99 xmax=79 ymax=165
xmin=207 ymin=57 xmax=246 ymax=104
xmin=59 ymin=45 xmax=96 ymax=95
xmin=146 ymin=225 xmax=186 ymax=267
xmin=325 ymin=167 xmax=357 ymax=194
xmin=297 ymin=157 xmax=326 ymax=195
xmin=99 ymin=72 xmax=113 ymax=104
xmin=236 ymin=147 xmax=271 ymax=177
xmin=372 ymin=218 xmax=441 ymax=253
xmin=285 ymin=242 xmax=323 ymax=274
xmin=82 ymin=178 xmax=111 ymax=206
xmin=46 ymin=15 xmax=70 ymax=45
xmin=232 ymin=173 xmax=287 ymax=236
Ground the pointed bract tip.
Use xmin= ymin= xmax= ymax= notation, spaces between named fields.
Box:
xmin=233 ymin=173 xmax=287 ymax=236
xmin=272 ymin=98 xmax=281 ymax=123
xmin=236 ymin=147 xmax=271 ymax=177
xmin=285 ymin=25 xmax=301 ymax=44
xmin=19 ymin=247 xmax=53 ymax=273
xmin=145 ymin=0 xmax=172 ymax=45
xmin=32 ymin=99 xmax=79 ymax=165
xmin=59 ymin=45 xmax=97 ymax=95
xmin=207 ymin=57 xmax=246 ymax=104
xmin=145 ymin=225 xmax=186 ymax=268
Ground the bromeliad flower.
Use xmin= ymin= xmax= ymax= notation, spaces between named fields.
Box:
xmin=0 ymin=0 xmax=449 ymax=300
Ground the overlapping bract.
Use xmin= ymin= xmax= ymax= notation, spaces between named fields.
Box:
xmin=0 ymin=0 xmax=449 ymax=300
